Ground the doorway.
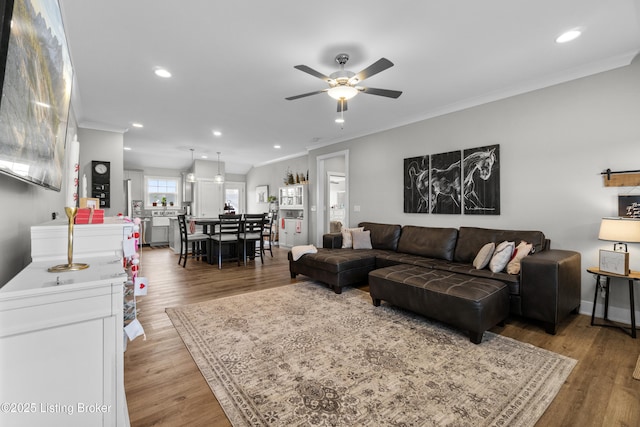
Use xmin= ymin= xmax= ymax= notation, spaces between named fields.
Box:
xmin=316 ymin=150 xmax=349 ymax=245
xmin=328 ymin=173 xmax=346 ymax=232
xmin=224 ymin=181 xmax=246 ymax=214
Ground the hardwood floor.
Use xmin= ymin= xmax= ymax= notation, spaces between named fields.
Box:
xmin=124 ymin=246 xmax=640 ymax=426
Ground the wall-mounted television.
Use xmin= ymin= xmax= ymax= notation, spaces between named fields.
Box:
xmin=0 ymin=0 xmax=73 ymax=191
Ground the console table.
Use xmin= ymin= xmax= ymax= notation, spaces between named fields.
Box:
xmin=588 ymin=267 xmax=640 ymax=338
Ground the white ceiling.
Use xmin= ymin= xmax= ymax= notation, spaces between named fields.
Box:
xmin=58 ymin=0 xmax=640 ymax=175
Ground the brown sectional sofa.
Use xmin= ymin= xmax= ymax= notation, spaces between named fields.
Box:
xmin=289 ymin=221 xmax=581 ymax=342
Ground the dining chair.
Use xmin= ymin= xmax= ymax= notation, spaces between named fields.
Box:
xmin=262 ymin=211 xmax=277 ymax=257
xmin=177 ymin=215 xmax=209 ymax=268
xmin=208 ymin=214 xmax=242 ymax=269
xmin=239 ymin=213 xmax=266 ymax=265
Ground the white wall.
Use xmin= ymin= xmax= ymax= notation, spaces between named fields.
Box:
xmin=78 ymin=128 xmax=125 ymax=215
xmin=246 ymin=155 xmax=309 ymax=214
xmin=304 ymin=58 xmax=640 ymax=321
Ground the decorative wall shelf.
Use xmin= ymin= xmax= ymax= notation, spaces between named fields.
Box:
xmin=601 ymin=169 xmax=640 ymax=187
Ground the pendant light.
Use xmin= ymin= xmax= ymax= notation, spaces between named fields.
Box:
xmin=214 ymin=151 xmax=224 ymax=184
xmin=186 ymin=149 xmax=196 ymax=182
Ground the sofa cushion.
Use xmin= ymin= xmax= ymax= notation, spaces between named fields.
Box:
xmin=397 ymin=225 xmax=458 ymax=261
xmin=489 ymin=241 xmax=515 ymax=272
xmin=358 ymin=222 xmax=402 ymax=251
xmin=507 ymin=241 xmax=533 ymax=274
xmin=289 ymin=248 xmax=379 ymax=274
xmin=453 ymin=227 xmax=546 ymax=264
xmin=341 ymin=226 xmax=364 ymax=248
xmin=473 ymin=242 xmax=495 ymax=269
xmin=352 ymin=229 xmax=373 ymax=250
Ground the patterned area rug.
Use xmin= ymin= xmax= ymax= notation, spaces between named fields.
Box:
xmin=166 ymin=282 xmax=576 ymax=426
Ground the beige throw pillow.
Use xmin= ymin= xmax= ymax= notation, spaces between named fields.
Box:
xmin=489 ymin=241 xmax=515 ymax=273
xmin=507 ymin=241 xmax=533 ymax=274
xmin=473 ymin=242 xmax=496 ymax=269
xmin=352 ymin=230 xmax=373 ymax=250
xmin=341 ymin=227 xmax=364 ymax=249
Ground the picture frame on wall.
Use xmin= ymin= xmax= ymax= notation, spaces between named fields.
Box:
xmin=256 ymin=185 xmax=269 ymax=203
xmin=618 ymin=195 xmax=640 ymax=218
xmin=0 ymin=0 xmax=74 ymax=191
xmin=403 ymin=155 xmax=430 ymax=213
xmin=599 ymin=249 xmax=629 ymax=276
xmin=430 ymin=150 xmax=462 ymax=214
xmin=463 ymin=144 xmax=500 ymax=215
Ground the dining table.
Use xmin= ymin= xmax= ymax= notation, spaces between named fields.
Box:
xmin=194 ymin=218 xmax=220 ymax=235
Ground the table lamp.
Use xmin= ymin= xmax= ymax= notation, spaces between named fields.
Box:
xmin=598 ymin=217 xmax=640 ymax=252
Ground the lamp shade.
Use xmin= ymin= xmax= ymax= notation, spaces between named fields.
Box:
xmin=598 ymin=217 xmax=640 ymax=243
xmin=328 ymin=85 xmax=358 ymax=100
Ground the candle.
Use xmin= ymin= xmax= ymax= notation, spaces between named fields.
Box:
xmin=65 ymin=135 xmax=80 ymax=207
xmin=82 ymin=174 xmax=87 ymax=198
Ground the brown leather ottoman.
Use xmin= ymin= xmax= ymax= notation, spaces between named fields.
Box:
xmin=369 ymin=264 xmax=510 ymax=344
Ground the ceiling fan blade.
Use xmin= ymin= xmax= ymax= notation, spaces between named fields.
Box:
xmin=294 ymin=65 xmax=331 ymax=82
xmin=359 ymin=87 xmax=403 ymax=99
xmin=354 ymin=58 xmax=394 ymax=82
xmin=337 ymin=99 xmax=348 ymax=112
xmin=285 ymin=89 xmax=328 ymax=101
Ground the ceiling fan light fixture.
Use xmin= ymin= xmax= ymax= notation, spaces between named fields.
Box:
xmin=328 ymin=85 xmax=358 ymax=100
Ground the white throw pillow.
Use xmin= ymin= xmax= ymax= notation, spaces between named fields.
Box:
xmin=506 ymin=241 xmax=533 ymax=274
xmin=341 ymin=227 xmax=364 ymax=248
xmin=473 ymin=242 xmax=496 ymax=269
xmin=352 ymin=230 xmax=373 ymax=250
xmin=489 ymin=241 xmax=515 ymax=273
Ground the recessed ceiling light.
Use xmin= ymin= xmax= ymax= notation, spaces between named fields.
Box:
xmin=131 ymin=122 xmax=143 ymax=128
xmin=555 ymin=29 xmax=582 ymax=44
xmin=154 ymin=68 xmax=172 ymax=78
xmin=213 ymin=130 xmax=222 ymax=137
xmin=201 ymin=155 xmax=208 ymax=159
xmin=274 ymin=145 xmax=281 ymax=149
xmin=123 ymin=147 xmax=132 ymax=151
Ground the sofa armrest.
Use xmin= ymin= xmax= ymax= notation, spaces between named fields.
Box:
xmin=323 ymin=233 xmax=343 ymax=249
xmin=520 ymin=249 xmax=581 ymax=334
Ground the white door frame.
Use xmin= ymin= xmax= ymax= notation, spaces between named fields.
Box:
xmin=316 ymin=149 xmax=349 ymax=246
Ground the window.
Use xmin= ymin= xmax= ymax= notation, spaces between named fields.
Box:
xmin=145 ymin=176 xmax=181 ymax=207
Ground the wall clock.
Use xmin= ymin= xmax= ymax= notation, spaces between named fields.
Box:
xmin=91 ymin=161 xmax=110 ymax=184
xmin=91 ymin=160 xmax=110 ymax=207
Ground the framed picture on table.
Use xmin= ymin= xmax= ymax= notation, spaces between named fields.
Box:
xmin=599 ymin=249 xmax=629 ymax=276
xmin=80 ymin=197 xmax=99 ymax=209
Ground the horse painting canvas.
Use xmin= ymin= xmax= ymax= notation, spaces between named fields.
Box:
xmin=463 ymin=144 xmax=500 ymax=215
xmin=404 ymin=155 xmax=430 ymax=213
xmin=430 ymin=151 xmax=462 ymax=214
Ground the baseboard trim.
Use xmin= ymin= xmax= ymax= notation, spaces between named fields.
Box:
xmin=579 ymin=299 xmax=640 ymax=326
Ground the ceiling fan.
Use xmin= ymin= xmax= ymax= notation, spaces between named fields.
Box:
xmin=285 ymin=53 xmax=402 ymax=113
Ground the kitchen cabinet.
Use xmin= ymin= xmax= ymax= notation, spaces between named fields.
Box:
xmin=150 ymin=216 xmax=170 ymax=246
xmin=279 ymin=185 xmax=307 ymax=248
xmin=0 ymin=220 xmax=132 ymax=426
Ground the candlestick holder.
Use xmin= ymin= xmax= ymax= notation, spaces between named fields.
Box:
xmin=48 ymin=207 xmax=90 ymax=272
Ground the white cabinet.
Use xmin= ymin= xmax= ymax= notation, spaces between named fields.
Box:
xmin=281 ymin=218 xmax=307 ymax=247
xmin=0 ymin=220 xmax=131 ymax=426
xmin=279 ymin=185 xmax=307 ymax=248
xmin=194 ymin=179 xmax=223 ymax=218
xmin=0 ymin=258 xmax=129 ymax=427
